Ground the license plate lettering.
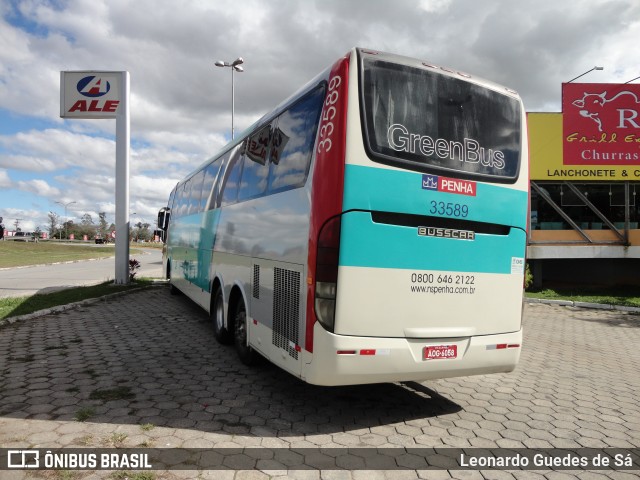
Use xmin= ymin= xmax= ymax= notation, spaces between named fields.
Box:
xmin=423 ymin=345 xmax=457 ymax=360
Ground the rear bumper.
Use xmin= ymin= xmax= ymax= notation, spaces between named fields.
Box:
xmin=302 ymin=323 xmax=522 ymax=386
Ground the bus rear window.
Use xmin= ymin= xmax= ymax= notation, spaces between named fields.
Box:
xmin=361 ymin=58 xmax=521 ymax=182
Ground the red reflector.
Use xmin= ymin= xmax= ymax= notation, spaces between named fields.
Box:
xmin=360 ymin=349 xmax=376 ymax=356
xmin=337 ymin=350 xmax=356 ymax=355
xmin=253 ymin=319 xmax=258 ymax=325
xmin=295 ymin=345 xmax=301 ymax=352
xmin=496 ymin=344 xmax=507 ymax=350
xmin=507 ymin=344 xmax=521 ymax=349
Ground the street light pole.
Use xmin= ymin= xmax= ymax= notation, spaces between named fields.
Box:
xmin=214 ymin=57 xmax=244 ymax=140
xmin=55 ymin=201 xmax=76 ymax=240
xmin=566 ymin=66 xmax=604 ymax=83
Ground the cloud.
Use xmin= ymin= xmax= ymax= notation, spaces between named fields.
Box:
xmin=0 ymin=128 xmax=114 ymax=172
xmin=16 ymin=178 xmax=60 ymax=197
xmin=0 ymin=206 xmax=47 ymax=232
xmin=0 ymin=169 xmax=11 ymax=188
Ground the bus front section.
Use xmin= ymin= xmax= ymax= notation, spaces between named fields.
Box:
xmin=304 ymin=48 xmax=528 ymax=386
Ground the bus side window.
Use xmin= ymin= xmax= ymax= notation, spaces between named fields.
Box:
xmin=167 ymin=185 xmax=177 ymax=213
xmin=268 ymin=86 xmax=324 ymax=194
xmin=202 ymin=158 xmax=222 ymax=211
xmin=219 ymin=147 xmax=244 ymax=207
xmin=175 ymin=182 xmax=188 ymax=218
xmin=182 ymin=179 xmax=192 ymax=216
xmin=238 ymin=124 xmax=272 ymax=202
xmin=171 ymin=185 xmax=181 ymax=218
xmin=187 ymin=170 xmax=205 ymax=215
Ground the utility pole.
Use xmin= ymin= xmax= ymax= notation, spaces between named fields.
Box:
xmin=14 ymin=218 xmax=23 ymax=232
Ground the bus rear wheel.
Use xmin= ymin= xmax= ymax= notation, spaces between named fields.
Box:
xmin=212 ymin=289 xmax=232 ymax=344
xmin=234 ymin=300 xmax=256 ymax=365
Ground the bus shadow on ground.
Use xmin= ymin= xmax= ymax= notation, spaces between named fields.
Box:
xmin=0 ymin=288 xmax=461 ymax=437
xmin=568 ymin=310 xmax=640 ymax=329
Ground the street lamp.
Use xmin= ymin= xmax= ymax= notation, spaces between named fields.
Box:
xmin=55 ymin=201 xmax=76 ymax=240
xmin=215 ymin=57 xmax=244 ymax=140
xmin=567 ymin=66 xmax=604 ymax=83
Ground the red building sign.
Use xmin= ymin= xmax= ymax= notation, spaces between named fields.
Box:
xmin=562 ymin=83 xmax=640 ymax=166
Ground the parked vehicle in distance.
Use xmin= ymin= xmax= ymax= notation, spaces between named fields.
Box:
xmin=13 ymin=232 xmax=34 ymax=242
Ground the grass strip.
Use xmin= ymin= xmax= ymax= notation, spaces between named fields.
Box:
xmin=525 ymin=286 xmax=640 ymax=309
xmin=0 ymin=241 xmax=146 ymax=268
xmin=0 ymin=280 xmax=153 ymax=321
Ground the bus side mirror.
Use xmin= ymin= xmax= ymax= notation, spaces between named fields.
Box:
xmin=157 ymin=208 xmax=170 ymax=230
xmin=157 ymin=208 xmax=170 ymax=243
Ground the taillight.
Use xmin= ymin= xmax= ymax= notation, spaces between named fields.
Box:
xmin=315 ymin=216 xmax=341 ymax=332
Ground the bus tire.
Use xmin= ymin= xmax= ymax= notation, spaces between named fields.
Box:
xmin=234 ymin=300 xmax=256 ymax=366
xmin=212 ymin=288 xmax=232 ymax=344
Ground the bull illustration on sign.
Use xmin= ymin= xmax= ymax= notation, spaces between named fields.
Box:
xmin=572 ymin=90 xmax=640 ymax=132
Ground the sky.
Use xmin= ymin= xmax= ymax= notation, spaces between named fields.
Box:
xmin=1 ymin=0 xmax=639 ymax=234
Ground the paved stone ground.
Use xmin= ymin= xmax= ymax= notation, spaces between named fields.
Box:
xmin=0 ymin=288 xmax=639 ymax=479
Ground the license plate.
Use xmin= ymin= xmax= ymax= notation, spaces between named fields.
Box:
xmin=423 ymin=345 xmax=457 ymax=361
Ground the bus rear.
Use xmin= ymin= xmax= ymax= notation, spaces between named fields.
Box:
xmin=304 ymin=49 xmax=528 ymax=385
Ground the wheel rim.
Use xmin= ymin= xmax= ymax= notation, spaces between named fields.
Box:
xmin=236 ymin=310 xmax=247 ymax=345
xmin=215 ymin=295 xmax=224 ymax=331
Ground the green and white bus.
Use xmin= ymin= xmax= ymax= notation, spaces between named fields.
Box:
xmin=157 ymin=48 xmax=529 ymax=386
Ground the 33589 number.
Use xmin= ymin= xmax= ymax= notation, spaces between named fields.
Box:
xmin=429 ymin=201 xmax=469 ymax=218
xmin=317 ymin=76 xmax=341 ymax=154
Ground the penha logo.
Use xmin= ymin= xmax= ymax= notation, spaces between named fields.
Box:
xmin=422 ymin=174 xmax=476 ymax=196
xmin=422 ymin=174 xmax=439 ymax=190
xmin=76 ymin=76 xmax=111 ymax=98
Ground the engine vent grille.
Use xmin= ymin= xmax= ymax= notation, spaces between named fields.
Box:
xmin=272 ymin=267 xmax=300 ymax=359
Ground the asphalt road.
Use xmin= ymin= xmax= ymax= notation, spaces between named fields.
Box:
xmin=0 ymin=247 xmax=164 ymax=297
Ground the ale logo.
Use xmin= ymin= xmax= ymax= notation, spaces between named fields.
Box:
xmin=76 ymin=76 xmax=111 ymax=98
xmin=61 ymin=71 xmax=122 ymax=118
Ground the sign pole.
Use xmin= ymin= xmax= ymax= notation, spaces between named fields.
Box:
xmin=114 ymin=71 xmax=130 ymax=284
xmin=60 ymin=70 xmax=130 ymax=283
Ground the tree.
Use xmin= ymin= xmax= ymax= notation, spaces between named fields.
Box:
xmin=77 ymin=213 xmax=95 ymax=239
xmin=98 ymin=212 xmax=109 ymax=239
xmin=47 ymin=211 xmax=60 ymax=238
xmin=80 ymin=213 xmax=93 ymax=226
xmin=62 ymin=220 xmax=74 ymax=239
xmin=132 ymin=221 xmax=152 ymax=242
xmin=140 ymin=222 xmax=152 ymax=242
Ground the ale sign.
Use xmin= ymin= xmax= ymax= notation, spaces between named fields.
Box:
xmin=60 ymin=71 xmax=122 ymax=119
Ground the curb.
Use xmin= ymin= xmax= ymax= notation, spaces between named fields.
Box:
xmin=0 ymin=281 xmax=168 ymax=328
xmin=0 ymin=256 xmax=114 ymax=271
xmin=525 ymin=297 xmax=640 ymax=313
